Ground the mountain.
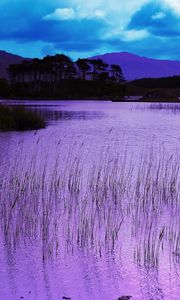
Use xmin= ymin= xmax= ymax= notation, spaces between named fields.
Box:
xmin=1 ymin=50 xmax=180 ymax=82
xmin=90 ymin=52 xmax=180 ymax=81
xmin=0 ymin=50 xmax=30 ymax=79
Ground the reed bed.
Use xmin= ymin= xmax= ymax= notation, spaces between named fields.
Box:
xmin=0 ymin=104 xmax=45 ymax=130
xmin=0 ymin=139 xmax=179 ymax=266
xmin=149 ymin=103 xmax=180 ymax=112
xmin=132 ymin=102 xmax=180 ymax=115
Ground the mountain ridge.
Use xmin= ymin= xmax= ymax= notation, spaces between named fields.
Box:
xmin=0 ymin=50 xmax=180 ymax=81
xmin=0 ymin=50 xmax=30 ymax=79
xmin=90 ymin=52 xmax=180 ymax=80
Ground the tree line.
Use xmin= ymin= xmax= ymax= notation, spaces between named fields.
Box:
xmin=8 ymin=54 xmax=125 ymax=85
xmin=7 ymin=54 xmax=126 ymax=99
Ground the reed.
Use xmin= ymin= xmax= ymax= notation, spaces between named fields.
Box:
xmin=132 ymin=102 xmax=180 ymax=115
xmin=0 ymin=139 xmax=179 ymax=266
xmin=0 ymin=104 xmax=45 ymax=130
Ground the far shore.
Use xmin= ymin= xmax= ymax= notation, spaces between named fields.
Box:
xmin=1 ymin=96 xmax=180 ymax=103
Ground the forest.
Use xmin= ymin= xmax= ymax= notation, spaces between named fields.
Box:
xmin=6 ymin=54 xmax=126 ymax=99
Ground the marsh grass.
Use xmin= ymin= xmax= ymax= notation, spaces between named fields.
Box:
xmin=132 ymin=102 xmax=180 ymax=115
xmin=0 ymin=104 xmax=45 ymax=131
xmin=0 ymin=140 xmax=179 ymax=266
xmin=149 ymin=103 xmax=180 ymax=111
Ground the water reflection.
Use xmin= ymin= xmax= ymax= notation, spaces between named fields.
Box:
xmin=33 ymin=109 xmax=106 ymax=122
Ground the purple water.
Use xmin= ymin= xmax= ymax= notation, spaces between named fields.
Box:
xmin=0 ymin=100 xmax=180 ymax=300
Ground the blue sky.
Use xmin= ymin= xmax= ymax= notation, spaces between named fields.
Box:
xmin=0 ymin=0 xmax=180 ymax=60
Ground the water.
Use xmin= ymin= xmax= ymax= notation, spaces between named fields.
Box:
xmin=0 ymin=100 xmax=180 ymax=300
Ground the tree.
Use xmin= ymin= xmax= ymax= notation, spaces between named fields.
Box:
xmin=76 ymin=59 xmax=91 ymax=80
xmin=0 ymin=79 xmax=11 ymax=97
xmin=111 ymin=64 xmax=125 ymax=83
xmin=88 ymin=59 xmax=104 ymax=80
xmin=98 ymin=72 xmax=109 ymax=81
xmin=54 ymin=54 xmax=73 ymax=80
xmin=88 ymin=59 xmax=109 ymax=80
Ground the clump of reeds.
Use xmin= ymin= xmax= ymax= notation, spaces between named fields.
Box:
xmin=149 ymin=103 xmax=180 ymax=112
xmin=132 ymin=102 xmax=180 ymax=115
xmin=0 ymin=104 xmax=45 ymax=131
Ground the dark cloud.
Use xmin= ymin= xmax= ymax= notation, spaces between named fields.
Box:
xmin=0 ymin=2 xmax=107 ymax=53
xmin=128 ymin=2 xmax=180 ymax=37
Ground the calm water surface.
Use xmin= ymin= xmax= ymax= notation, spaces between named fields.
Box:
xmin=0 ymin=100 xmax=180 ymax=300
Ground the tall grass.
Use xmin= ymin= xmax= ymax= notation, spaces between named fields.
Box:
xmin=0 ymin=104 xmax=45 ymax=130
xmin=0 ymin=140 xmax=179 ymax=266
xmin=132 ymin=102 xmax=180 ymax=115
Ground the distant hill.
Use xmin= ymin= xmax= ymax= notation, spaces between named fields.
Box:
xmin=129 ymin=76 xmax=180 ymax=89
xmin=0 ymin=50 xmax=30 ymax=79
xmin=90 ymin=52 xmax=180 ymax=81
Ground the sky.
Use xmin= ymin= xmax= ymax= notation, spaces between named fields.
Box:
xmin=0 ymin=0 xmax=180 ymax=60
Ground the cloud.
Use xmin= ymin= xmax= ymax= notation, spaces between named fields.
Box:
xmin=121 ymin=29 xmax=149 ymax=41
xmin=0 ymin=0 xmax=179 ymax=60
xmin=43 ymin=7 xmax=106 ymax=21
xmin=93 ymin=10 xmax=106 ymax=19
xmin=162 ymin=0 xmax=180 ymax=15
xmin=152 ymin=11 xmax=166 ymax=20
xmin=44 ymin=8 xmax=75 ymax=20
xmin=128 ymin=2 xmax=180 ymax=37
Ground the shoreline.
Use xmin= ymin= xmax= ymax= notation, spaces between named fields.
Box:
xmin=1 ymin=96 xmax=180 ymax=103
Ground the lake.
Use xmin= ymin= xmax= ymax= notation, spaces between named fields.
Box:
xmin=0 ymin=100 xmax=180 ymax=300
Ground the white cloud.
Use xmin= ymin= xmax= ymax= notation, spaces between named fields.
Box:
xmin=121 ymin=29 xmax=149 ymax=41
xmin=44 ymin=0 xmax=150 ymax=24
xmin=152 ymin=11 xmax=166 ymax=20
xmin=93 ymin=9 xmax=106 ymax=19
xmin=44 ymin=7 xmax=106 ymax=21
xmin=102 ymin=27 xmax=150 ymax=42
xmin=161 ymin=0 xmax=180 ymax=15
xmin=76 ymin=8 xmax=106 ymax=20
xmin=90 ymin=0 xmax=150 ymax=26
xmin=44 ymin=8 xmax=75 ymax=20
